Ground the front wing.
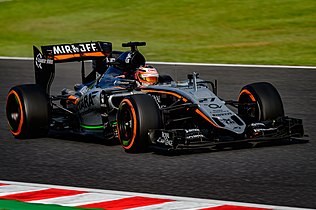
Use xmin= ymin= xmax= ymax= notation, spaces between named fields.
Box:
xmin=148 ymin=116 xmax=305 ymax=150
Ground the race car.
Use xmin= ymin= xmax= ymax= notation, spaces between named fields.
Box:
xmin=6 ymin=41 xmax=305 ymax=153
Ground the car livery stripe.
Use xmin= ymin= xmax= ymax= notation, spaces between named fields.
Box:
xmin=195 ymin=109 xmax=221 ymax=128
xmin=0 ymin=181 xmax=313 ymax=210
xmin=141 ymin=89 xmax=188 ymax=102
xmin=80 ymin=124 xmax=104 ymax=129
xmin=142 ymin=89 xmax=222 ymax=128
xmin=53 ymin=52 xmax=107 ymax=61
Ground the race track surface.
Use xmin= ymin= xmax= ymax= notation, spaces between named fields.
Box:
xmin=0 ymin=59 xmax=315 ymax=209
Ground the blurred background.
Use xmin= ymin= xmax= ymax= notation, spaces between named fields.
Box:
xmin=0 ymin=0 xmax=315 ymax=65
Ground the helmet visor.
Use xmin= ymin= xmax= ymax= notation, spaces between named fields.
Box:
xmin=139 ymin=74 xmax=159 ymax=83
xmin=144 ymin=76 xmax=158 ymax=83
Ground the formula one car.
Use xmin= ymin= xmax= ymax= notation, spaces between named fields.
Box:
xmin=6 ymin=41 xmax=305 ymax=152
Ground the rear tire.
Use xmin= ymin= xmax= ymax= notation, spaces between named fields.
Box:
xmin=6 ymin=84 xmax=50 ymax=138
xmin=238 ymin=82 xmax=284 ymax=122
xmin=117 ymin=94 xmax=161 ymax=153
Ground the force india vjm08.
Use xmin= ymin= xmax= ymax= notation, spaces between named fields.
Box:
xmin=6 ymin=41 xmax=305 ymax=152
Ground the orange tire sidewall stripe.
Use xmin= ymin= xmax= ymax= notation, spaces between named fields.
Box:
xmin=7 ymin=90 xmax=24 ymax=136
xmin=118 ymin=99 xmax=137 ymax=150
xmin=238 ymin=89 xmax=256 ymax=102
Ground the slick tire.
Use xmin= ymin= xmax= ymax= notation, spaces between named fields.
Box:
xmin=6 ymin=84 xmax=50 ymax=139
xmin=238 ymin=82 xmax=284 ymax=122
xmin=117 ymin=94 xmax=161 ymax=153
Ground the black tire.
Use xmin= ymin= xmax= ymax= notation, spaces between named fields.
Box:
xmin=238 ymin=82 xmax=284 ymax=122
xmin=117 ymin=94 xmax=161 ymax=153
xmin=6 ymin=84 xmax=50 ymax=139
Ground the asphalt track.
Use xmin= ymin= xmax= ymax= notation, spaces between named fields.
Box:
xmin=0 ymin=59 xmax=315 ymax=209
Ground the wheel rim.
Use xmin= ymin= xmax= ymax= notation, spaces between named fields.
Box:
xmin=117 ymin=99 xmax=137 ymax=149
xmin=6 ymin=90 xmax=24 ymax=135
xmin=120 ymin=108 xmax=133 ymax=142
xmin=238 ymin=89 xmax=260 ymax=121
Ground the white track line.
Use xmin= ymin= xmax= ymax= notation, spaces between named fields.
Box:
xmin=1 ymin=56 xmax=315 ymax=69
xmin=0 ymin=56 xmax=33 ymax=60
xmin=0 ymin=180 xmax=313 ymax=210
xmin=149 ymin=61 xmax=316 ymax=69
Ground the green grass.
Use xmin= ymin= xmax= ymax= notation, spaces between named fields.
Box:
xmin=0 ymin=199 xmax=101 ymax=210
xmin=0 ymin=0 xmax=315 ymax=65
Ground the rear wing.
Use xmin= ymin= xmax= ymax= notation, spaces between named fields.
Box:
xmin=33 ymin=41 xmax=112 ymax=94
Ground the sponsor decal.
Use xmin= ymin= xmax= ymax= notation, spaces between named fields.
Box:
xmin=185 ymin=129 xmax=204 ymax=140
xmin=185 ymin=129 xmax=200 ymax=133
xmin=106 ymin=57 xmax=116 ymax=63
xmin=208 ymin=103 xmax=222 ymax=109
xmin=125 ymin=52 xmax=132 ymax=63
xmin=212 ymin=112 xmax=232 ymax=117
xmin=151 ymin=95 xmax=167 ymax=109
xmin=185 ymin=134 xmax=204 ymax=140
xmin=53 ymin=43 xmax=98 ymax=55
xmin=78 ymin=93 xmax=96 ymax=110
xmin=35 ymin=53 xmax=53 ymax=69
xmin=157 ymin=132 xmax=173 ymax=147
xmin=221 ymin=118 xmax=236 ymax=125
xmin=113 ymin=80 xmax=131 ymax=85
xmin=35 ymin=53 xmax=42 ymax=69
xmin=152 ymin=95 xmax=161 ymax=104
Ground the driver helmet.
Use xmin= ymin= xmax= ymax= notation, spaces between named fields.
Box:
xmin=135 ymin=65 xmax=159 ymax=85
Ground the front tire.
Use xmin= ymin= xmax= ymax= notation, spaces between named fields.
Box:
xmin=117 ymin=94 xmax=161 ymax=153
xmin=6 ymin=84 xmax=50 ymax=138
xmin=238 ymin=82 xmax=284 ymax=122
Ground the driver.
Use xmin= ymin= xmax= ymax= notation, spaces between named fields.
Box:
xmin=98 ymin=48 xmax=159 ymax=87
xmin=97 ymin=64 xmax=159 ymax=89
xmin=61 ymin=50 xmax=159 ymax=108
xmin=134 ymin=65 xmax=159 ymax=86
